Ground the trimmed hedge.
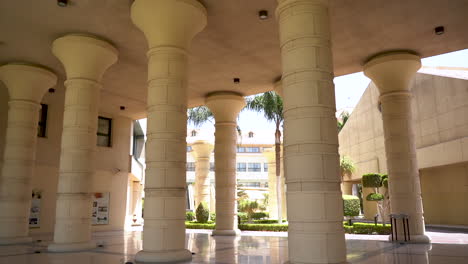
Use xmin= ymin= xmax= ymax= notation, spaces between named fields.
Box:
xmin=186 ymin=221 xmax=215 ymax=229
xmin=362 ymin=173 xmax=382 ymax=188
xmin=196 ymin=202 xmax=209 ymax=223
xmin=252 ymin=219 xmax=287 ymax=224
xmin=186 ymin=211 xmax=195 ymax=221
xmin=346 ymin=223 xmax=391 ymax=235
xmin=251 ymin=212 xmax=269 ymax=220
xmin=239 ymin=224 xmax=288 ymax=232
xmin=366 ymin=193 xmax=384 ymax=201
xmin=342 ymin=195 xmax=360 ymax=217
xmin=210 ymin=212 xmax=216 ymax=222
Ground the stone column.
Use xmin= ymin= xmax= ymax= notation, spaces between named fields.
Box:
xmin=341 ymin=182 xmax=353 ymax=195
xmin=131 ymin=0 xmax=207 ymax=262
xmin=48 ymin=34 xmax=118 ymax=252
xmin=0 ymin=64 xmax=57 ymax=245
xmin=364 ymin=51 xmax=430 ymax=243
xmin=191 ymin=140 xmax=214 ymax=209
xmin=262 ymin=148 xmax=279 ymax=220
xmin=276 ymin=0 xmax=347 ymax=263
xmin=206 ymin=92 xmax=245 ymax=236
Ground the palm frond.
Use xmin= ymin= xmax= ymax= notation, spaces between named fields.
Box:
xmin=187 ymin=106 xmax=214 ymax=127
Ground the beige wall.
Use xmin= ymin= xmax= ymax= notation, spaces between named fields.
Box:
xmin=0 ymin=81 xmax=135 ymax=235
xmin=420 ymin=162 xmax=468 ymax=226
xmin=339 ymin=73 xmax=468 ymax=224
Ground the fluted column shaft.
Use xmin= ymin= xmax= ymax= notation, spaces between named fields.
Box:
xmin=130 ymin=0 xmax=207 ymax=261
xmin=206 ymin=92 xmax=245 ymax=236
xmin=0 ymin=64 xmax=56 ymax=244
xmin=276 ymin=0 xmax=346 ymax=263
xmin=48 ymin=34 xmax=118 ymax=252
xmin=364 ymin=51 xmax=430 ymax=243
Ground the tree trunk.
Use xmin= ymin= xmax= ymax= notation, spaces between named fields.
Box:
xmin=275 ymin=127 xmax=282 ymax=224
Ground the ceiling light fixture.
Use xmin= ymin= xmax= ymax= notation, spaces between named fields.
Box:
xmin=233 ymin=78 xmax=240 ymax=84
xmin=57 ymin=0 xmax=68 ymax=7
xmin=434 ymin=26 xmax=445 ymax=35
xmin=48 ymin=88 xmax=55 ymax=93
xmin=120 ymin=106 xmax=126 ymax=110
xmin=258 ymin=10 xmax=268 ymax=20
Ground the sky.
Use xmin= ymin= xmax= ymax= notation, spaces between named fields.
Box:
xmin=188 ymin=49 xmax=468 ymax=132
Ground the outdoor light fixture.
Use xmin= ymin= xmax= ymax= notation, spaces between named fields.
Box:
xmin=434 ymin=26 xmax=445 ymax=35
xmin=233 ymin=78 xmax=240 ymax=84
xmin=258 ymin=10 xmax=268 ymax=20
xmin=57 ymin=0 xmax=68 ymax=7
xmin=120 ymin=106 xmax=126 ymax=110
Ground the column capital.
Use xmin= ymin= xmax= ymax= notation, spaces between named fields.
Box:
xmin=274 ymin=80 xmax=283 ymax=98
xmin=131 ymin=0 xmax=207 ymax=50
xmin=0 ymin=63 xmax=57 ymax=102
xmin=191 ymin=140 xmax=213 ymax=159
xmin=363 ymin=51 xmax=421 ymax=94
xmin=205 ymin=92 xmax=245 ymax=122
xmin=52 ymin=34 xmax=118 ymax=81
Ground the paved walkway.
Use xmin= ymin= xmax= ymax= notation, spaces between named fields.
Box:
xmin=0 ymin=228 xmax=467 ymax=263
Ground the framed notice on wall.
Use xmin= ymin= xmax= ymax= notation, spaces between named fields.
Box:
xmin=29 ymin=190 xmax=42 ymax=228
xmin=92 ymin=192 xmax=110 ymax=225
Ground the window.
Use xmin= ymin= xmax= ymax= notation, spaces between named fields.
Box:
xmin=264 ymin=163 xmax=268 ymax=172
xmin=243 ymin=182 xmax=261 ymax=187
xmin=248 ymin=163 xmax=261 ymax=172
xmin=210 ymin=162 xmax=215 ymax=171
xmin=37 ymin=104 xmax=48 ymax=138
xmin=191 ymin=130 xmax=197 ymax=137
xmin=237 ymin=147 xmax=260 ymax=153
xmin=237 ymin=162 xmax=247 ymax=172
xmin=248 ymin=131 xmax=254 ymax=138
xmin=187 ymin=146 xmax=192 ymax=152
xmin=97 ymin=116 xmax=112 ymax=147
xmin=186 ymin=162 xmax=195 ymax=171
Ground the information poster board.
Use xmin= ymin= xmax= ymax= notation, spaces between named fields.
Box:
xmin=92 ymin=192 xmax=110 ymax=225
xmin=29 ymin=191 xmax=42 ymax=228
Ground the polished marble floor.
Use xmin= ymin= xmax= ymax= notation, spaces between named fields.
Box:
xmin=1 ymin=228 xmax=468 ymax=263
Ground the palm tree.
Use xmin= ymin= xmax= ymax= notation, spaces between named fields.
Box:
xmin=188 ymin=106 xmax=242 ymax=136
xmin=245 ymin=91 xmax=284 ymax=224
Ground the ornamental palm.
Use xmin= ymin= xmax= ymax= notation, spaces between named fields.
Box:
xmin=245 ymin=91 xmax=284 ymax=224
xmin=187 ymin=106 xmax=242 ymax=135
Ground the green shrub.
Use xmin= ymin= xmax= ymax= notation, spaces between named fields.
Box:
xmin=366 ymin=193 xmax=384 ymax=201
xmin=382 ymin=177 xmax=388 ymax=188
xmin=342 ymin=195 xmax=360 ymax=217
xmin=238 ymin=212 xmax=248 ymax=222
xmin=362 ymin=173 xmax=382 ymax=188
xmin=252 ymin=219 xmax=287 ymax=224
xmin=186 ymin=211 xmax=195 ymax=221
xmin=196 ymin=202 xmax=210 ymax=223
xmin=185 ymin=221 xmax=215 ymax=229
xmin=351 ymin=223 xmax=391 ymax=235
xmin=239 ymin=224 xmax=288 ymax=232
xmin=210 ymin=212 xmax=216 ymax=222
xmin=251 ymin=212 xmax=269 ymax=220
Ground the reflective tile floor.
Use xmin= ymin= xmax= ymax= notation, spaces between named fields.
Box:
xmin=1 ymin=228 xmax=468 ymax=264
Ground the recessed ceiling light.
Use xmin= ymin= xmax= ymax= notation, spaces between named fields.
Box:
xmin=434 ymin=26 xmax=445 ymax=35
xmin=120 ymin=106 xmax=126 ymax=110
xmin=48 ymin=88 xmax=55 ymax=93
xmin=57 ymin=0 xmax=68 ymax=7
xmin=259 ymin=10 xmax=268 ymax=20
xmin=233 ymin=78 xmax=240 ymax=84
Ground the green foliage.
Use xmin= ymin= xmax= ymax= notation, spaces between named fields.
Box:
xmin=340 ymin=156 xmax=356 ymax=176
xmin=185 ymin=221 xmax=215 ymax=230
xmin=251 ymin=212 xmax=269 ymax=220
xmin=252 ymin=219 xmax=287 ymax=224
xmin=337 ymin=111 xmax=350 ymax=132
xmin=238 ymin=212 xmax=248 ymax=222
xmin=238 ymin=199 xmax=260 ymax=221
xmin=382 ymin=178 xmax=388 ymax=188
xmin=362 ymin=173 xmax=383 ymax=188
xmin=210 ymin=212 xmax=216 ymax=222
xmin=245 ymin=92 xmax=283 ymax=127
xmin=366 ymin=193 xmax=384 ymax=201
xmin=342 ymin=195 xmax=360 ymax=217
xmin=344 ymin=223 xmax=391 ymax=235
xmin=238 ymin=224 xmax=288 ymax=232
xmin=187 ymin=106 xmax=213 ymax=127
xmin=196 ymin=202 xmax=210 ymax=223
xmin=186 ymin=211 xmax=195 ymax=221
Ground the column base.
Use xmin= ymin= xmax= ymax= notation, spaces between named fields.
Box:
xmin=48 ymin=241 xmax=96 ymax=252
xmin=135 ymin=249 xmax=192 ymax=263
xmin=0 ymin=236 xmax=32 ymax=245
xmin=212 ymin=229 xmax=241 ymax=236
xmin=388 ymin=234 xmax=431 ymax=243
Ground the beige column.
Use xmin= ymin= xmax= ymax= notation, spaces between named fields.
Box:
xmin=262 ymin=148 xmax=279 ymax=220
xmin=341 ymin=182 xmax=353 ymax=195
xmin=206 ymin=92 xmax=245 ymax=236
xmin=191 ymin=140 xmax=214 ymax=209
xmin=276 ymin=0 xmax=347 ymax=263
xmin=0 ymin=64 xmax=57 ymax=245
xmin=48 ymin=34 xmax=118 ymax=252
xmin=131 ymin=0 xmax=207 ymax=262
xmin=364 ymin=51 xmax=430 ymax=243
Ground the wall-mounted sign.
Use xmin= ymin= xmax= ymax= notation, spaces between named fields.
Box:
xmin=29 ymin=190 xmax=42 ymax=228
xmin=92 ymin=192 xmax=110 ymax=225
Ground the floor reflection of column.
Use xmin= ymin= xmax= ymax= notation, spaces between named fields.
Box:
xmin=213 ymin=235 xmax=240 ymax=263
